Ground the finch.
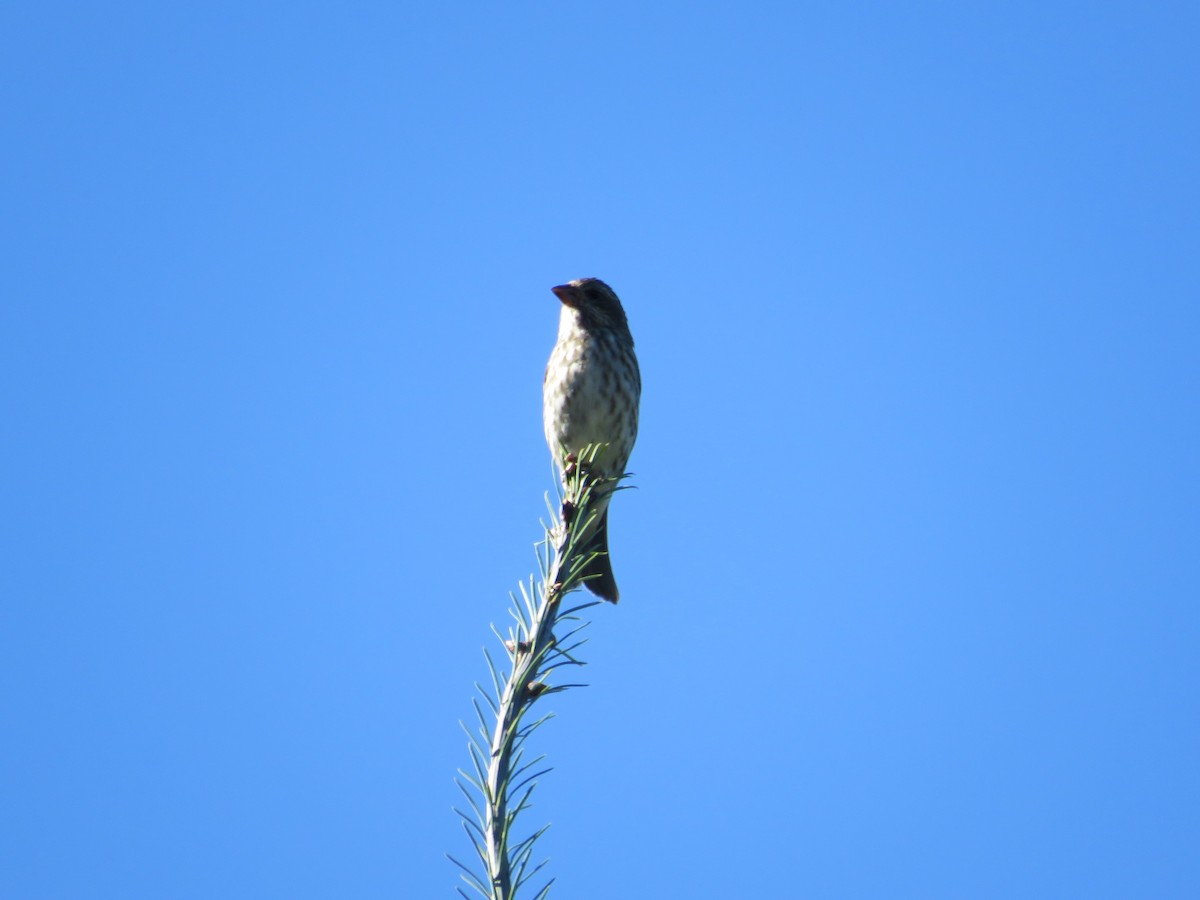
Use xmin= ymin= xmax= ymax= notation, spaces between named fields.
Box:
xmin=542 ymin=278 xmax=641 ymax=602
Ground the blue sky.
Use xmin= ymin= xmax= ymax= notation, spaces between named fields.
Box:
xmin=2 ymin=2 xmax=1197 ymax=897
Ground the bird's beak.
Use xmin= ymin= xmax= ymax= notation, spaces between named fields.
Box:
xmin=551 ymin=284 xmax=578 ymax=306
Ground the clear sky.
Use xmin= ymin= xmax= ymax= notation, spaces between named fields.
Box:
xmin=2 ymin=2 xmax=1197 ymax=898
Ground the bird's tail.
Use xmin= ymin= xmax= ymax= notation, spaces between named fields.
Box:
xmin=578 ymin=509 xmax=619 ymax=603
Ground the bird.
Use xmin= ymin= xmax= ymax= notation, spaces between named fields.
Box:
xmin=542 ymin=278 xmax=641 ymax=602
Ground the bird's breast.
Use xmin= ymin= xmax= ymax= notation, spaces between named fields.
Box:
xmin=543 ymin=330 xmax=639 ymax=466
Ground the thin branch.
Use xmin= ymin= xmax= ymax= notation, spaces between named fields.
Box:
xmin=453 ymin=446 xmax=618 ymax=899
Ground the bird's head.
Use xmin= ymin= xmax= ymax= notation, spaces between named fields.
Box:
xmin=552 ymin=278 xmax=631 ymax=336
